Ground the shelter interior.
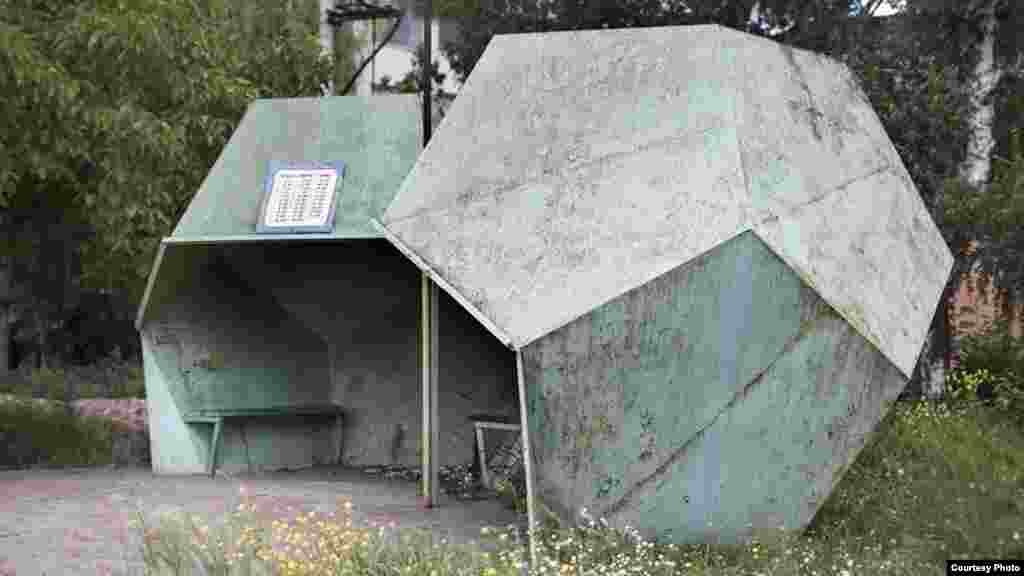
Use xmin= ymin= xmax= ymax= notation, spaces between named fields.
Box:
xmin=140 ymin=239 xmax=518 ymax=475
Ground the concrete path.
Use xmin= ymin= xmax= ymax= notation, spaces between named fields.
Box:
xmin=0 ymin=466 xmax=522 ymax=576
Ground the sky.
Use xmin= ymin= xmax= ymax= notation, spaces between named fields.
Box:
xmin=873 ymin=1 xmax=906 ymax=16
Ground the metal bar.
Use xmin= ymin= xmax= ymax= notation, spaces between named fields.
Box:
xmin=421 ymin=273 xmax=441 ymax=506
xmin=336 ymin=415 xmax=345 ymax=465
xmin=134 ymin=242 xmax=167 ymax=331
xmin=210 ymin=418 xmax=224 ymax=478
xmin=516 ymin=350 xmax=538 ymax=567
xmin=429 ymin=277 xmax=440 ymax=504
xmin=474 ymin=424 xmax=490 ymax=489
xmin=421 ymin=274 xmax=429 ymax=501
xmin=370 ymin=218 xmax=515 ymax=348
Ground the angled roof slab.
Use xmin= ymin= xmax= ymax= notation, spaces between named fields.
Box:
xmin=379 ymin=25 xmax=953 ymax=379
xmin=137 ymin=95 xmax=421 ymax=329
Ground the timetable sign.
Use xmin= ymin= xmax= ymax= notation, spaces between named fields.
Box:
xmin=256 ymin=161 xmax=345 ymax=234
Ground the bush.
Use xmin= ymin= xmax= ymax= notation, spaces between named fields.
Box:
xmin=946 ymin=368 xmax=1004 ymax=404
xmin=0 ymin=360 xmax=145 ymax=401
xmin=0 ymin=398 xmax=114 ymax=468
xmin=956 ymin=319 xmax=1024 ymax=399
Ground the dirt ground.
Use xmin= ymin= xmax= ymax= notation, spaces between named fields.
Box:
xmin=0 ymin=466 xmax=523 ymax=576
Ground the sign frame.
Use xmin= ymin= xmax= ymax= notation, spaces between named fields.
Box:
xmin=256 ymin=160 xmax=345 ymax=234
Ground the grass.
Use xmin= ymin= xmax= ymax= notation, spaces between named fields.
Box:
xmin=131 ymin=391 xmax=1024 ymax=575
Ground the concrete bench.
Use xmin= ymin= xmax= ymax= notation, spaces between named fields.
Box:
xmin=183 ymin=404 xmax=344 ymax=477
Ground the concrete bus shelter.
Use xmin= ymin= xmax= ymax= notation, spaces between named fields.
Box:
xmin=376 ymin=25 xmax=954 ymax=544
xmin=135 ymin=95 xmax=517 ymax=478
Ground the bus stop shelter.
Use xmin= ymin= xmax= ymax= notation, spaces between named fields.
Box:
xmin=135 ymin=95 xmax=518 ymax=481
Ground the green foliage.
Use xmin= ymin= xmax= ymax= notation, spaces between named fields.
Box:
xmin=954 ymin=321 xmax=1024 ymax=418
xmin=0 ymin=398 xmax=114 ymax=467
xmin=957 ymin=321 xmax=1023 ymax=379
xmin=1 ymin=0 xmax=336 ymax=305
xmin=946 ymin=367 xmax=1001 ymax=404
xmin=945 ymin=303 xmax=1024 ymax=419
xmin=0 ymin=362 xmax=146 ymax=399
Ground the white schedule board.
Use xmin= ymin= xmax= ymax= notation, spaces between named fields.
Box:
xmin=256 ymin=161 xmax=345 ymax=234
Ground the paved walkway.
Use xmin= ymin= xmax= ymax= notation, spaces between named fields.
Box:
xmin=0 ymin=466 xmax=522 ymax=575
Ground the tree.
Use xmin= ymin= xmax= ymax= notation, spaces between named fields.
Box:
xmin=1 ymin=0 xmax=339 ymax=369
xmin=895 ymin=0 xmax=1024 ymax=396
xmin=438 ymin=0 xmax=889 ymax=84
xmin=372 ymin=42 xmax=456 ymax=129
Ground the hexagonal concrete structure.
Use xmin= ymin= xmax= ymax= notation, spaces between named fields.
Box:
xmin=378 ymin=25 xmax=953 ymax=543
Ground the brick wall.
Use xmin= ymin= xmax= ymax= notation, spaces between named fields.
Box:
xmin=950 ymin=270 xmax=1023 ymax=341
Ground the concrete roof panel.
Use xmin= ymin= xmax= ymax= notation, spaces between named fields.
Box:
xmin=379 ymin=25 xmax=952 ymax=375
xmin=172 ymin=95 xmax=420 ymax=240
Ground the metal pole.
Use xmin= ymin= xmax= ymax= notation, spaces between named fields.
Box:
xmin=421 ymin=273 xmax=440 ymax=507
xmin=429 ymin=280 xmax=439 ymax=504
xmin=516 ymin=350 xmax=539 ymax=567
xmin=419 ymin=0 xmax=438 ymax=509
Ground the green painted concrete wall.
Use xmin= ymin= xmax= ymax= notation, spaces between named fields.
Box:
xmin=172 ymin=96 xmax=421 ymax=240
xmin=141 ymin=243 xmax=334 ymax=474
xmin=521 ymin=230 xmax=906 ymax=544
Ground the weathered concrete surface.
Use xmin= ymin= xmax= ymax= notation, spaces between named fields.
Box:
xmin=222 ymin=240 xmax=517 ymax=469
xmin=0 ymin=467 xmax=520 ymax=576
xmin=381 ymin=24 xmax=952 ymax=380
xmin=170 ymin=95 xmax=421 ymax=240
xmin=141 ymin=245 xmax=334 ymax=475
xmin=136 ymin=93 xmax=516 ymax=476
xmin=140 ymin=241 xmax=517 ymax=474
xmin=521 ymin=232 xmax=905 ymax=544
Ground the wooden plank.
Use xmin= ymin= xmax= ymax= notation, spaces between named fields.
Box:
xmin=182 ymin=406 xmax=346 ymax=476
xmin=474 ymin=422 xmax=521 ymax=432
xmin=184 ymin=404 xmax=344 ymax=419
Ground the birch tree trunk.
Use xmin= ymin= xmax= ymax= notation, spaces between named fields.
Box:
xmin=920 ymin=0 xmax=1002 ymax=398
xmin=320 ymin=0 xmax=336 ymax=95
xmin=350 ymin=20 xmax=373 ymax=96
xmin=962 ymin=1 xmax=1001 ymax=188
